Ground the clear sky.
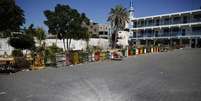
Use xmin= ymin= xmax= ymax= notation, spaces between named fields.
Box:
xmin=16 ymin=0 xmax=201 ymax=31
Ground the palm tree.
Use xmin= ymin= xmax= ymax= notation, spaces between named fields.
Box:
xmin=107 ymin=5 xmax=129 ymax=48
xmin=35 ymin=27 xmax=46 ymax=46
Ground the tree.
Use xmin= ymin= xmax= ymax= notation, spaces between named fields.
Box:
xmin=107 ymin=5 xmax=129 ymax=48
xmin=44 ymin=4 xmax=90 ymax=52
xmin=25 ymin=24 xmax=35 ymax=37
xmin=8 ymin=34 xmax=35 ymax=50
xmin=0 ymin=0 xmax=25 ymax=33
xmin=35 ymin=27 xmax=46 ymax=45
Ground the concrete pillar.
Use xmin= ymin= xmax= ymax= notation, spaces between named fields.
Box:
xmin=195 ymin=38 xmax=198 ymax=48
xmin=170 ymin=27 xmax=172 ymax=37
xmin=180 ymin=38 xmax=182 ymax=47
xmin=190 ymin=13 xmax=193 ymax=23
xmin=181 ymin=14 xmax=183 ymax=23
xmin=154 ymin=39 xmax=156 ymax=46
xmin=171 ymin=15 xmax=173 ymax=24
xmin=189 ymin=38 xmax=192 ymax=48
xmin=160 ymin=17 xmax=163 ymax=25
xmin=136 ymin=30 xmax=140 ymax=47
xmin=170 ymin=39 xmax=173 ymax=47
xmin=136 ymin=40 xmax=141 ymax=47
xmin=146 ymin=39 xmax=148 ymax=47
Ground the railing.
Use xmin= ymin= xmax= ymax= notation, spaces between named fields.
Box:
xmin=191 ymin=19 xmax=201 ymax=23
xmin=192 ymin=32 xmax=201 ymax=35
xmin=132 ymin=19 xmax=201 ymax=29
xmin=131 ymin=34 xmax=201 ymax=40
xmin=136 ymin=33 xmax=180 ymax=37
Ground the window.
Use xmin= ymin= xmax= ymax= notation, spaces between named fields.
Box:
xmin=99 ymin=32 xmax=103 ymax=35
xmin=156 ymin=19 xmax=160 ymax=26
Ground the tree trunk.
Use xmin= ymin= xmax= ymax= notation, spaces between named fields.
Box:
xmin=62 ymin=38 xmax=66 ymax=52
xmin=55 ymin=33 xmax=59 ymax=46
xmin=86 ymin=40 xmax=89 ymax=50
xmin=114 ymin=32 xmax=117 ymax=48
xmin=69 ymin=39 xmax=72 ymax=51
xmin=112 ymin=31 xmax=117 ymax=49
xmin=66 ymin=39 xmax=69 ymax=51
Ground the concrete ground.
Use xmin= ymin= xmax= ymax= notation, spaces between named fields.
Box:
xmin=0 ymin=48 xmax=201 ymax=101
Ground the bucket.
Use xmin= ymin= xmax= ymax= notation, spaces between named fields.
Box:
xmin=72 ymin=51 xmax=79 ymax=64
xmin=131 ymin=48 xmax=136 ymax=55
xmin=144 ymin=48 xmax=147 ymax=54
xmin=140 ymin=48 xmax=143 ymax=54
xmin=128 ymin=48 xmax=131 ymax=56
xmin=136 ymin=48 xmax=139 ymax=55
xmin=151 ymin=48 xmax=154 ymax=53
xmin=95 ymin=52 xmax=100 ymax=61
xmin=92 ymin=52 xmax=95 ymax=62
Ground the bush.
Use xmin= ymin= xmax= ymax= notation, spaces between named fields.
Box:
xmin=8 ymin=34 xmax=35 ymax=50
xmin=12 ymin=49 xmax=23 ymax=57
xmin=44 ymin=48 xmax=56 ymax=66
xmin=14 ymin=57 xmax=31 ymax=70
xmin=44 ymin=44 xmax=62 ymax=66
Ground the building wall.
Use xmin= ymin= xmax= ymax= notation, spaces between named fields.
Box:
xmin=132 ymin=9 xmax=201 ymax=28
xmin=98 ymin=24 xmax=111 ymax=38
xmin=129 ymin=9 xmax=201 ymax=47
xmin=117 ymin=31 xmax=129 ymax=48
xmin=86 ymin=22 xmax=99 ymax=36
xmin=131 ymin=9 xmax=201 ymax=38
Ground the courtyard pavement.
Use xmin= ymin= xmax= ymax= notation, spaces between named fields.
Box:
xmin=0 ymin=48 xmax=201 ymax=101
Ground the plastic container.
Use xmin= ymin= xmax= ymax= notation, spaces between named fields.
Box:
xmin=95 ymin=51 xmax=100 ymax=61
xmin=71 ymin=51 xmax=79 ymax=64
xmin=140 ymin=48 xmax=144 ymax=54
xmin=128 ymin=48 xmax=131 ymax=56
xmin=130 ymin=48 xmax=134 ymax=56
xmin=136 ymin=48 xmax=139 ymax=55
xmin=144 ymin=48 xmax=147 ymax=54
xmin=151 ymin=47 xmax=154 ymax=53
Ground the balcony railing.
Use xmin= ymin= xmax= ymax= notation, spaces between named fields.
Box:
xmin=133 ymin=32 xmax=201 ymax=38
xmin=192 ymin=31 xmax=201 ymax=35
xmin=132 ymin=19 xmax=201 ymax=28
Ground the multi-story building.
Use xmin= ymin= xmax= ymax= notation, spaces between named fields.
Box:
xmin=84 ymin=21 xmax=99 ymax=37
xmin=129 ymin=1 xmax=201 ymax=48
xmin=98 ymin=24 xmax=111 ymax=39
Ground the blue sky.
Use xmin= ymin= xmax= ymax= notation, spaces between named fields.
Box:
xmin=16 ymin=0 xmax=201 ymax=31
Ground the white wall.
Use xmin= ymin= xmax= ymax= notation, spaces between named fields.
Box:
xmin=0 ymin=38 xmax=14 ymax=55
xmin=45 ymin=38 xmax=109 ymax=50
xmin=117 ymin=31 xmax=129 ymax=48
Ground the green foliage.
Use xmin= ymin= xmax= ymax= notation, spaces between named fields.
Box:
xmin=23 ymin=24 xmax=46 ymax=46
xmin=12 ymin=49 xmax=23 ymax=57
xmin=108 ymin=5 xmax=129 ymax=31
xmin=44 ymin=4 xmax=90 ymax=50
xmin=35 ymin=27 xmax=46 ymax=44
xmin=8 ymin=34 xmax=35 ymax=50
xmin=25 ymin=24 xmax=35 ymax=37
xmin=0 ymin=32 xmax=10 ymax=38
xmin=107 ymin=5 xmax=129 ymax=48
xmin=44 ymin=44 xmax=63 ymax=65
xmin=0 ymin=0 xmax=25 ymax=32
xmin=48 ymin=43 xmax=63 ymax=53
